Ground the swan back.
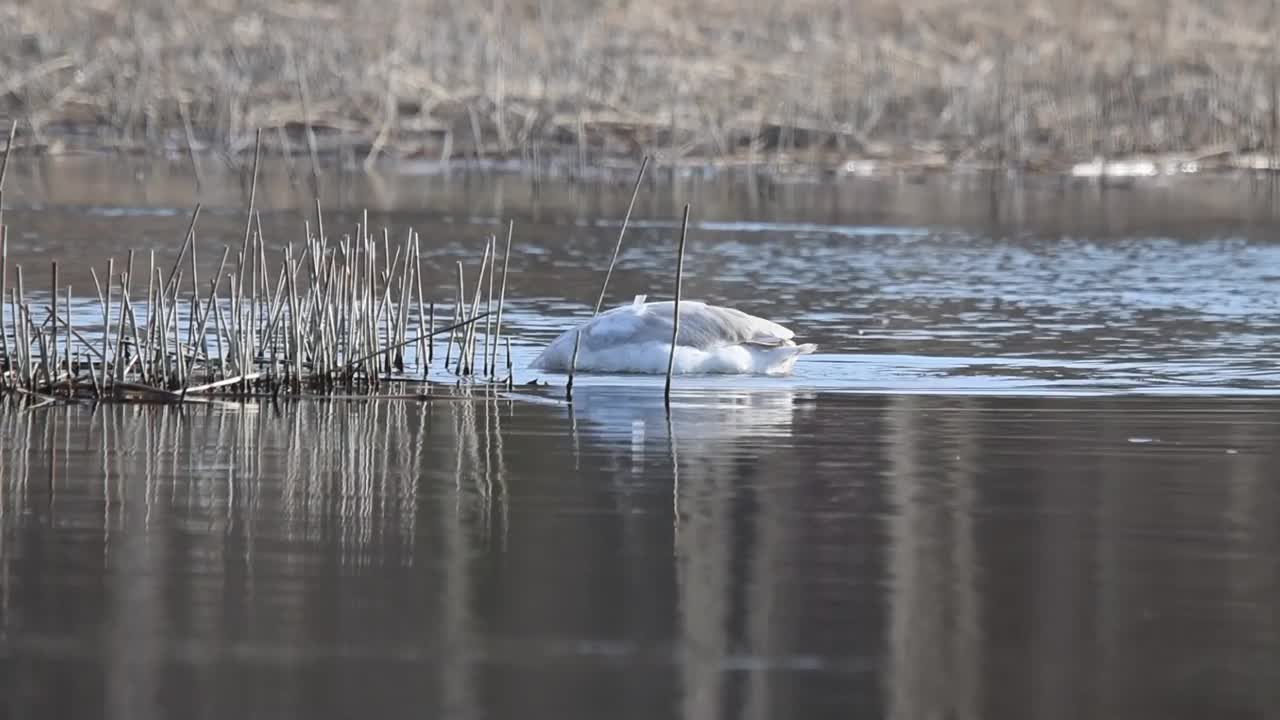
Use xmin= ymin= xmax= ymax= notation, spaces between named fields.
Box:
xmin=580 ymin=300 xmax=797 ymax=351
xmin=530 ymin=299 xmax=815 ymax=375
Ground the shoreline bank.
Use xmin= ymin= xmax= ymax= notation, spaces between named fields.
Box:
xmin=9 ymin=124 xmax=1280 ymax=185
xmin=6 ymin=0 xmax=1280 ymax=177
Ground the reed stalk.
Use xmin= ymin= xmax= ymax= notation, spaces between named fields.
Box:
xmin=32 ymin=305 xmax=50 ymax=387
xmin=448 ymin=262 xmax=464 ymax=368
xmin=1 ymin=226 xmax=9 ymax=370
xmin=412 ymin=232 xmax=428 ymax=370
xmin=665 ymin=204 xmax=690 ymax=405
xmin=0 ymin=120 xmax=16 ymax=233
xmin=14 ymin=266 xmax=25 ymax=383
xmin=396 ymin=235 xmax=413 ymax=372
xmin=116 ymin=263 xmax=135 ymax=384
xmin=145 ymin=250 xmax=156 ymax=356
xmin=460 ymin=242 xmax=491 ymax=376
xmin=594 ymin=155 xmax=649 ymax=316
xmin=97 ymin=259 xmax=113 ymax=392
xmin=8 ymin=288 xmax=21 ymax=383
xmin=63 ymin=285 xmax=71 ymax=394
xmin=505 ymin=337 xmax=513 ymax=390
xmin=484 ymin=234 xmax=496 ymax=377
xmin=164 ymin=206 xmax=201 ymax=298
xmin=567 ymin=328 xmax=581 ymax=402
xmin=238 ymin=129 xmax=262 ymax=303
xmin=491 ymin=221 xmax=513 ymax=379
xmin=49 ymin=261 xmax=58 ymax=385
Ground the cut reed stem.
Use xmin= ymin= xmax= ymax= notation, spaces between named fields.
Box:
xmin=594 ymin=155 xmax=649 ymax=316
xmin=1 ymin=226 xmax=9 ymax=370
xmin=665 ymin=204 xmax=690 ymax=406
xmin=567 ymin=328 xmax=581 ymax=402
xmin=484 ymin=234 xmax=495 ymax=377
xmin=492 ymin=220 xmax=513 ymax=378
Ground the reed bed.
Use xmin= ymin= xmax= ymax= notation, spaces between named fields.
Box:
xmin=6 ymin=0 xmax=1280 ymax=171
xmin=0 ymin=223 xmax=508 ymax=406
xmin=0 ymin=136 xmax=522 ymax=407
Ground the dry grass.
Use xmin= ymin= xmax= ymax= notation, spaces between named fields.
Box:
xmin=3 ymin=0 xmax=1280 ymax=170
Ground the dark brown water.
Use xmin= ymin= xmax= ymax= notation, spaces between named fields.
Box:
xmin=2 ymin=393 xmax=1279 ymax=719
xmin=3 ymin=158 xmax=1280 ymax=719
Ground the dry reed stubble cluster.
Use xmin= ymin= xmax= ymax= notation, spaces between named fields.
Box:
xmin=2 ymin=0 xmax=1280 ymax=171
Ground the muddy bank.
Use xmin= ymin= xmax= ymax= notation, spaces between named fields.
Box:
xmin=4 ymin=0 xmax=1280 ymax=174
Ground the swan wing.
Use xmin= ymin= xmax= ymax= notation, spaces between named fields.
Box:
xmin=581 ymin=301 xmax=796 ymax=350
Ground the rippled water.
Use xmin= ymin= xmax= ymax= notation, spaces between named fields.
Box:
xmin=2 ymin=159 xmax=1280 ymax=719
xmin=5 ymin=160 xmax=1280 ymax=394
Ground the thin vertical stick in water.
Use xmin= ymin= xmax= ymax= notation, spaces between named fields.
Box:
xmin=235 ymin=131 xmax=261 ymax=347
xmin=505 ymin=336 xmax=513 ymax=390
xmin=447 ymin=262 xmax=464 ymax=369
xmin=181 ymin=246 xmax=230 ymax=396
xmin=593 ymin=155 xmax=649 ymax=316
xmin=14 ymin=265 xmax=27 ymax=385
xmin=118 ymin=271 xmax=140 ymax=385
xmin=97 ymin=257 xmax=113 ymax=392
xmin=32 ymin=304 xmax=50 ymax=387
xmin=85 ymin=350 xmax=100 ymax=397
xmin=381 ymin=227 xmax=394 ymax=372
xmin=156 ymin=267 xmax=173 ymax=384
xmin=14 ymin=263 xmax=24 ymax=379
xmin=173 ymin=281 xmax=186 ymax=388
xmin=286 ymin=252 xmax=303 ymax=385
xmin=665 ymin=204 xmax=690 ymax=405
xmin=211 ymin=287 xmax=225 ymax=381
xmin=50 ymin=261 xmax=58 ymax=384
xmin=241 ymin=129 xmax=262 ymax=277
xmin=248 ymin=231 xmax=261 ymax=374
xmin=427 ymin=302 xmax=435 ymax=370
xmin=396 ymin=234 xmax=413 ymax=372
xmin=114 ymin=251 xmax=134 ymax=384
xmin=63 ymin=285 xmax=71 ymax=391
xmin=0 ymin=122 xmax=13 ymax=374
xmin=145 ymin=250 xmax=156 ymax=351
xmin=484 ymin=234 xmax=496 ymax=377
xmin=566 ymin=328 xmax=581 ymax=402
xmin=163 ymin=205 xmax=201 ymax=297
xmin=1 ymin=226 xmax=9 ymax=369
xmin=314 ymin=198 xmax=325 ymax=251
xmin=412 ymin=231 xmax=428 ymax=370
xmin=491 ymin=221 xmax=513 ymax=378
xmin=9 ymin=288 xmax=21 ymax=383
xmin=16 ymin=267 xmax=31 ymax=387
xmin=256 ymin=213 xmax=269 ymax=339
xmin=461 ymin=243 xmax=491 ymax=376
xmin=0 ymin=119 xmax=16 ymax=217
xmin=92 ymin=259 xmax=113 ymax=395
xmin=187 ymin=221 xmax=201 ymax=349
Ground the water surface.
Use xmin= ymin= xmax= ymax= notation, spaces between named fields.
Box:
xmin=2 ymin=161 xmax=1280 ymax=719
xmin=2 ymin=392 xmax=1279 ymax=719
xmin=4 ymin=159 xmax=1280 ymax=395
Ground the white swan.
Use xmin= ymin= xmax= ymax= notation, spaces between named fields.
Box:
xmin=530 ymin=296 xmax=816 ymax=375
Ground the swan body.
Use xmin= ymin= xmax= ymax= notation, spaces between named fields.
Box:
xmin=530 ymin=296 xmax=816 ymax=375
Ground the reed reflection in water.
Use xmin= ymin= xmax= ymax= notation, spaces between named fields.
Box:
xmin=1 ymin=392 xmax=1279 ymax=719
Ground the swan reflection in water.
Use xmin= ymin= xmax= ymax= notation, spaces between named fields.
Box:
xmin=560 ymin=385 xmax=810 ymax=482
xmin=562 ymin=386 xmax=824 ymax=720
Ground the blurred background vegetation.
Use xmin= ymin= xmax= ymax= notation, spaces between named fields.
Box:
xmin=4 ymin=0 xmax=1280 ymax=172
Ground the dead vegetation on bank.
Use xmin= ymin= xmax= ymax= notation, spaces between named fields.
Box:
xmin=3 ymin=0 xmax=1280 ymax=172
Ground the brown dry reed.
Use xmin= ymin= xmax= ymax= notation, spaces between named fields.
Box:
xmin=6 ymin=0 xmax=1280 ymax=172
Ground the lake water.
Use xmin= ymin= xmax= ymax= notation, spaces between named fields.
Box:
xmin=2 ymin=157 xmax=1280 ymax=719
